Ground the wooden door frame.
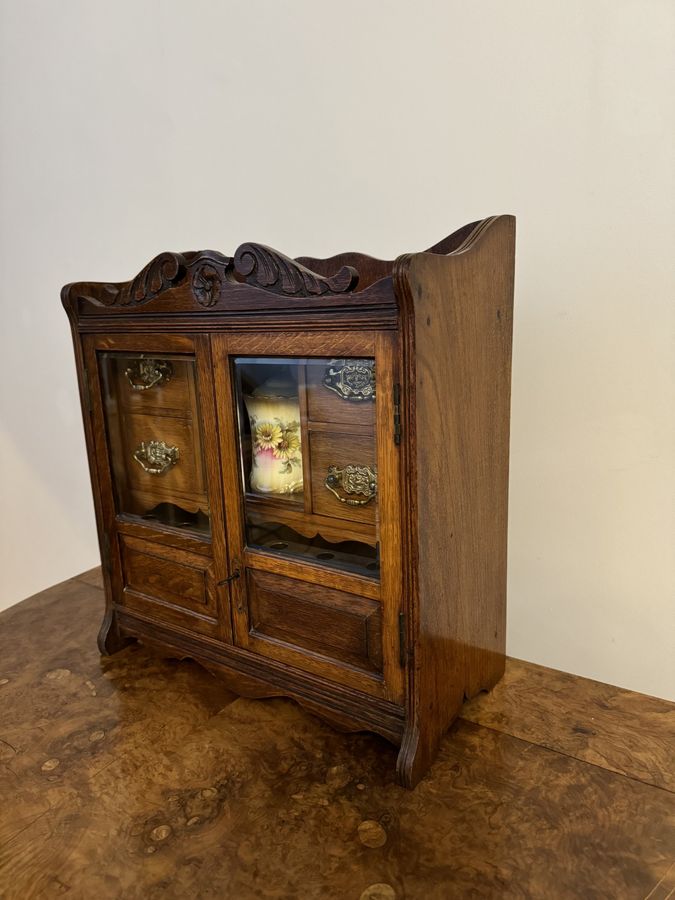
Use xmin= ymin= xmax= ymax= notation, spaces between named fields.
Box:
xmin=212 ymin=330 xmax=405 ymax=704
xmin=81 ymin=332 xmax=233 ymax=645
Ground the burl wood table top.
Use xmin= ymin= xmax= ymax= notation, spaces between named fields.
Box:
xmin=1 ymin=570 xmax=673 ymax=899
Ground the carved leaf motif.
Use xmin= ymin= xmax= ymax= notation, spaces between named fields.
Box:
xmin=234 ymin=243 xmax=359 ymax=296
xmin=66 ymin=243 xmax=360 ymax=310
xmin=114 ymin=252 xmax=186 ymax=306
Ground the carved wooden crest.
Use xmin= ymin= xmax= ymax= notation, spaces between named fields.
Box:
xmin=65 ymin=243 xmax=361 ymax=310
xmin=233 ymin=244 xmax=359 ymax=297
xmin=107 ymin=252 xmax=186 ymax=306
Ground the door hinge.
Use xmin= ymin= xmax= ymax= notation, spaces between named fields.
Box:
xmin=398 ymin=610 xmax=407 ymax=667
xmin=393 ymin=383 xmax=402 ymax=445
xmin=83 ymin=368 xmax=92 ymax=413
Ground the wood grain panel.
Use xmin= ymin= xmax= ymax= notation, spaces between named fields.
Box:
xmin=120 ymin=414 xmax=204 ymax=497
xmin=122 ymin=538 xmax=212 ymax=613
xmin=242 ymin=548 xmax=380 ymax=600
xmin=309 ymin=431 xmax=378 ymax=526
xmin=115 ymin=516 xmax=212 ymax=556
xmin=305 ymin=360 xmax=376 ymax=427
xmin=113 ymin=354 xmax=193 ymax=416
xmin=210 ymin=330 xmax=377 ymax=358
xmin=193 ymin=333 xmax=234 ymax=645
xmin=394 ymin=214 xmax=516 ymax=786
xmin=246 ymin=568 xmax=383 ymax=673
xmin=89 ymin=334 xmax=196 ymax=354
xmin=119 ymin=535 xmax=219 ymax=637
xmin=372 ymin=330 xmax=405 ymax=707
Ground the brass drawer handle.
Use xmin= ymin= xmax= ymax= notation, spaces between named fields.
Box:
xmin=125 ymin=358 xmax=173 ymax=391
xmin=323 ymin=359 xmax=375 ymax=401
xmin=133 ymin=440 xmax=179 ymax=476
xmin=325 ymin=465 xmax=377 ymax=506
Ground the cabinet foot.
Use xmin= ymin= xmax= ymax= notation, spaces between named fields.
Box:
xmin=463 ymin=651 xmax=506 ymax=702
xmin=396 ymin=724 xmax=441 ymax=789
xmin=97 ymin=608 xmax=134 ymax=656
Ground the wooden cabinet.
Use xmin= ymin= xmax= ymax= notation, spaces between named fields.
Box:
xmin=63 ymin=216 xmax=515 ymax=787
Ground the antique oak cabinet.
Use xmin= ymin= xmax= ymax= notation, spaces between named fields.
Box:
xmin=63 ymin=215 xmax=515 ymax=787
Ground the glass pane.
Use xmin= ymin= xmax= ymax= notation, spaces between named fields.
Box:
xmin=98 ymin=352 xmax=210 ymax=535
xmin=233 ymin=356 xmax=378 ymax=579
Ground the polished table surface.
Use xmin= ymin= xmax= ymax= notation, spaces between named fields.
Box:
xmin=1 ymin=569 xmax=673 ymax=899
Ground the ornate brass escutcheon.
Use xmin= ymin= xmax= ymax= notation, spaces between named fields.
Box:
xmin=133 ymin=440 xmax=180 ymax=476
xmin=125 ymin=358 xmax=173 ymax=391
xmin=323 ymin=359 xmax=375 ymax=402
xmin=325 ymin=464 xmax=377 ymax=506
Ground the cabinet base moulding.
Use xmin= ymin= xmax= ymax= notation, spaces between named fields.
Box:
xmin=115 ymin=609 xmax=407 ymax=745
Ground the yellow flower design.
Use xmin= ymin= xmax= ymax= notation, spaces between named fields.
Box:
xmin=255 ymin=422 xmax=282 ymax=450
xmin=272 ymin=430 xmax=300 ymax=460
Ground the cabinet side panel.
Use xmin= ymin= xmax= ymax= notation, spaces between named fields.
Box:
xmin=409 ymin=215 xmax=515 ymax=718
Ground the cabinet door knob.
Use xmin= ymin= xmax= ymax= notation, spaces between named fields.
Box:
xmin=325 ymin=465 xmax=377 ymax=506
xmin=132 ymin=440 xmax=180 ymax=475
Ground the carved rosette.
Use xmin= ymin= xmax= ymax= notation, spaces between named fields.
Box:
xmin=234 ymin=243 xmax=359 ymax=296
xmin=191 ymin=262 xmax=222 ymax=308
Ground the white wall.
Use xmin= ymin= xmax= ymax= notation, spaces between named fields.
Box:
xmin=1 ymin=0 xmax=673 ymax=700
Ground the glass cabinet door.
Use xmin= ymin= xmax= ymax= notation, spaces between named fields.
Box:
xmin=98 ymin=352 xmax=210 ymax=535
xmin=232 ymin=356 xmax=379 ymax=579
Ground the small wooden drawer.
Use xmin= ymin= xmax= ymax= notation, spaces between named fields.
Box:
xmin=245 ymin=568 xmax=382 ymax=673
xmin=119 ymin=535 xmax=218 ymax=636
xmin=309 ymin=431 xmax=377 ymax=526
xmin=114 ymin=355 xmax=194 ymax=417
xmin=121 ymin=413 xmax=206 ymax=500
xmin=305 ymin=360 xmax=375 ymax=428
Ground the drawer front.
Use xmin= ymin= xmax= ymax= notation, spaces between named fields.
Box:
xmin=121 ymin=414 xmax=206 ymax=499
xmin=309 ymin=431 xmax=377 ymax=526
xmin=245 ymin=568 xmax=382 ymax=674
xmin=306 ymin=360 xmax=375 ymax=428
xmin=119 ymin=535 xmax=219 ymax=636
xmin=114 ymin=355 xmax=194 ymax=416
